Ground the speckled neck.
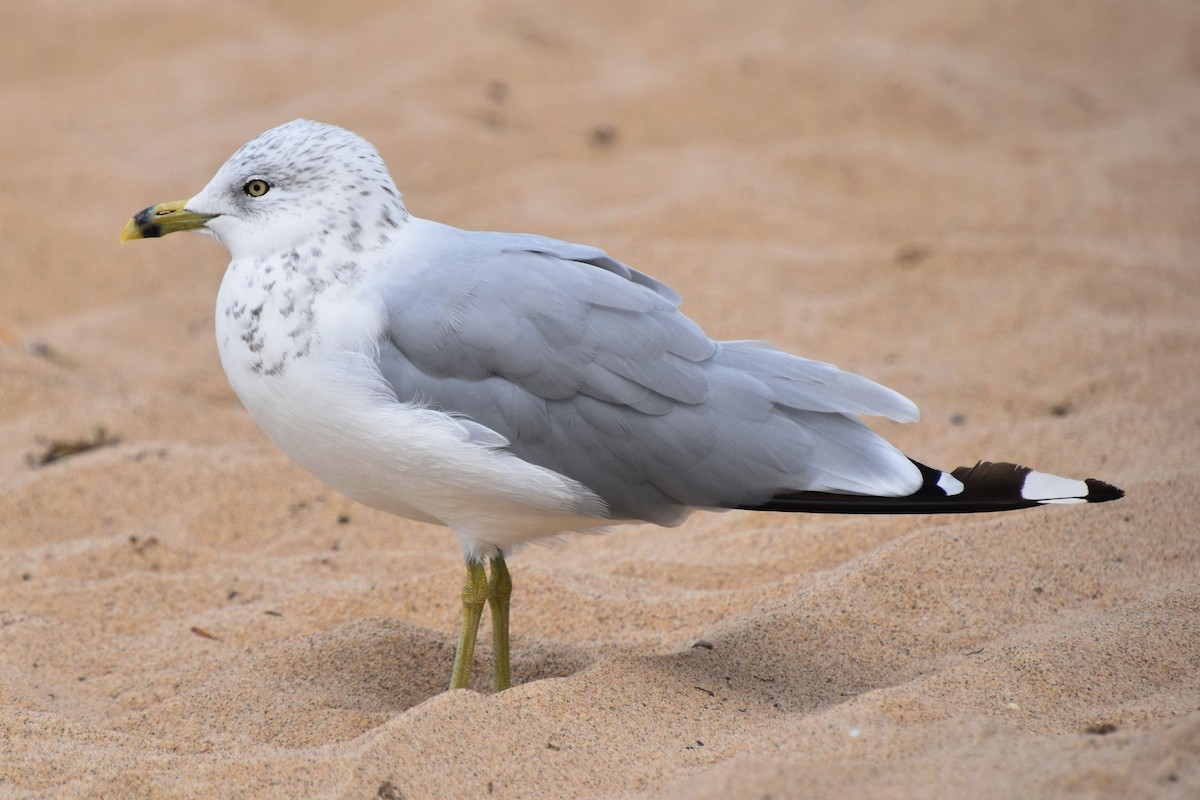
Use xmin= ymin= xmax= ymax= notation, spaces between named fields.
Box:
xmin=215 ymin=227 xmax=392 ymax=380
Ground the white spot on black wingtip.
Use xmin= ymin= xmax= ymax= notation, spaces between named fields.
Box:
xmin=1020 ymin=470 xmax=1090 ymax=502
xmin=937 ymin=471 xmax=965 ymax=496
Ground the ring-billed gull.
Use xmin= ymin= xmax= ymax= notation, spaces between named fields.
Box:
xmin=122 ymin=119 xmax=1122 ymax=692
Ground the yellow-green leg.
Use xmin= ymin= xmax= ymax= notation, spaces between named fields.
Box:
xmin=449 ymin=561 xmax=488 ymax=690
xmin=488 ymin=554 xmax=512 ymax=692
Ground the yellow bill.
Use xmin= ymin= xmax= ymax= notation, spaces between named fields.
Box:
xmin=121 ymin=200 xmax=217 ymax=242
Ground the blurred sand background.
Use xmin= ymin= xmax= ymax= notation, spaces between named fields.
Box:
xmin=1 ymin=1 xmax=1198 ymax=797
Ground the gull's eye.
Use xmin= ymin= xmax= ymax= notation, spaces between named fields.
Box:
xmin=243 ymin=179 xmax=271 ymax=198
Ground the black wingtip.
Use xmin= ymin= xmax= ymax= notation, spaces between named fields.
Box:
xmin=1084 ymin=478 xmax=1124 ymax=503
xmin=734 ymin=460 xmax=1124 ymax=515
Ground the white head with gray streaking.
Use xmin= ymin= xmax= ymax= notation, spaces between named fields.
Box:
xmin=123 ymin=120 xmax=409 ymax=262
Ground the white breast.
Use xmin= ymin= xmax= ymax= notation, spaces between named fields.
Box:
xmin=214 ymin=262 xmax=608 ymax=560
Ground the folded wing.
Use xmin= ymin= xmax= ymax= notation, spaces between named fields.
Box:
xmin=374 ymin=223 xmax=923 ymax=524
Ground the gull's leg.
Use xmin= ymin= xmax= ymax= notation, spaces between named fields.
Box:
xmin=488 ymin=554 xmax=513 ymax=692
xmin=450 ymin=561 xmax=488 ymax=690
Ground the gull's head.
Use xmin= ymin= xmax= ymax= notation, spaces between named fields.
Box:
xmin=121 ymin=119 xmax=409 ymax=261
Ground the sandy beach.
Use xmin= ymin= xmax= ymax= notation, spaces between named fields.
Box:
xmin=1 ymin=1 xmax=1197 ymax=797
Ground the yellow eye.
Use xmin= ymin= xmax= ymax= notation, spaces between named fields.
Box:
xmin=243 ymin=179 xmax=271 ymax=197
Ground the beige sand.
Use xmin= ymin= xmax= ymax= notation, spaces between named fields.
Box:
xmin=2 ymin=1 xmax=1197 ymax=797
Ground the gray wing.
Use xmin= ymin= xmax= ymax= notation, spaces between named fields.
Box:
xmin=374 ymin=224 xmax=920 ymax=524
